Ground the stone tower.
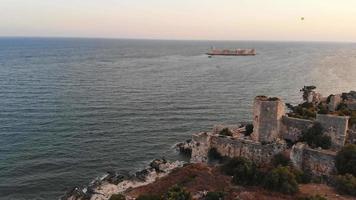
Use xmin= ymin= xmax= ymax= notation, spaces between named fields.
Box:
xmin=251 ymin=96 xmax=285 ymax=143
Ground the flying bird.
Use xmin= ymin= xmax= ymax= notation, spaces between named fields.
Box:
xmin=301 ymin=17 xmax=305 ymax=21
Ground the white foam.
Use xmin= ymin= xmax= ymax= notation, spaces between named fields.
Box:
xmin=89 ymin=161 xmax=183 ymax=200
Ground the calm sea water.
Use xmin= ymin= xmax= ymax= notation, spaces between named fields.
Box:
xmin=0 ymin=38 xmax=356 ymax=200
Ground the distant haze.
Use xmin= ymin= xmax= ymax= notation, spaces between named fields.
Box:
xmin=1 ymin=0 xmax=356 ymax=42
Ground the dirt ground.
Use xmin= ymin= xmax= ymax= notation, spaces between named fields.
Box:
xmin=125 ymin=163 xmax=355 ymax=200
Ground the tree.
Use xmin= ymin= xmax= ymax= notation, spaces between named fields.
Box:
xmin=208 ymin=148 xmax=223 ymax=161
xmin=165 ymin=185 xmax=191 ymax=200
xmin=245 ymin=124 xmax=254 ymax=136
xmin=300 ymin=86 xmax=316 ymax=102
xmin=271 ymin=153 xmax=291 ymax=167
xmin=219 ymin=128 xmax=232 ymax=136
xmin=109 ymin=194 xmax=126 ymax=200
xmin=263 ymin=166 xmax=299 ymax=194
xmin=301 ymin=123 xmax=331 ymax=149
xmin=205 ymin=191 xmax=224 ymax=200
xmin=221 ymin=157 xmax=252 ymax=176
xmin=221 ymin=157 xmax=259 ymax=186
xmin=336 ymin=144 xmax=356 ymax=176
xmin=335 ymin=174 xmax=356 ymax=196
xmin=137 ymin=195 xmax=162 ymax=200
xmin=298 ymin=195 xmax=327 ymax=200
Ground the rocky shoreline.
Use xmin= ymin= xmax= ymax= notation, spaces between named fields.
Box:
xmin=62 ymin=159 xmax=184 ymax=200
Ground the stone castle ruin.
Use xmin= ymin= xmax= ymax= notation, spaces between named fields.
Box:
xmin=181 ymin=87 xmax=356 ymax=178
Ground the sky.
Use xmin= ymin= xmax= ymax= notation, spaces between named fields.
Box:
xmin=1 ymin=0 xmax=356 ymax=42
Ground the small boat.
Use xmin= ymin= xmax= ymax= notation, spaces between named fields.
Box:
xmin=207 ymin=48 xmax=256 ymax=56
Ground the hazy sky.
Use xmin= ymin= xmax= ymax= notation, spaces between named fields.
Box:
xmin=1 ymin=0 xmax=356 ymax=41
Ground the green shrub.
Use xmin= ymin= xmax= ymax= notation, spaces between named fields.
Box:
xmin=136 ymin=195 xmax=162 ymax=200
xmin=231 ymin=161 xmax=258 ymax=186
xmin=297 ymin=169 xmax=312 ymax=184
xmin=109 ymin=194 xmax=125 ymax=200
xmin=221 ymin=157 xmax=259 ymax=186
xmin=335 ymin=174 xmax=356 ymax=196
xmin=245 ymin=124 xmax=254 ymax=136
xmin=165 ymin=185 xmax=191 ymax=200
xmin=317 ymin=103 xmax=328 ymax=114
xmin=301 ymin=123 xmax=331 ymax=149
xmin=221 ymin=157 xmax=248 ymax=176
xmin=268 ymin=97 xmax=280 ymax=101
xmin=263 ymin=166 xmax=299 ymax=194
xmin=205 ymin=191 xmax=224 ymax=200
xmin=335 ymin=144 xmax=356 ymax=176
xmin=350 ymin=111 xmax=356 ymax=127
xmin=271 ymin=153 xmax=290 ymax=167
xmin=300 ymin=86 xmax=316 ymax=102
xmin=219 ymin=128 xmax=232 ymax=136
xmin=298 ymin=194 xmax=327 ymax=200
xmin=288 ymin=103 xmax=317 ymax=120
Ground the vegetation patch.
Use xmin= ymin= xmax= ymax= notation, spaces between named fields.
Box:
xmin=263 ymin=166 xmax=299 ymax=194
xmin=205 ymin=191 xmax=224 ymax=200
xmin=219 ymin=128 xmax=232 ymax=137
xmin=221 ymin=156 xmax=304 ymax=194
xmin=297 ymin=194 xmax=327 ymax=200
xmin=136 ymin=194 xmax=162 ymax=200
xmin=271 ymin=153 xmax=291 ymax=167
xmin=165 ymin=185 xmax=192 ymax=200
xmin=221 ymin=157 xmax=260 ymax=186
xmin=208 ymin=148 xmax=223 ymax=161
xmin=287 ymin=102 xmax=317 ymax=120
xmin=335 ymin=174 xmax=356 ymax=196
xmin=335 ymin=144 xmax=356 ymax=176
xmin=244 ymin=124 xmax=254 ymax=136
xmin=109 ymin=194 xmax=126 ymax=200
xmin=301 ymin=123 xmax=331 ymax=149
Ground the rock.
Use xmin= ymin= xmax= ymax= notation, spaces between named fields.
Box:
xmin=104 ymin=171 xmax=126 ymax=185
xmin=135 ymin=169 xmax=150 ymax=181
xmin=149 ymin=158 xmax=167 ymax=172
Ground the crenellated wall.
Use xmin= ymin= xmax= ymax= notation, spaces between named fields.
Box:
xmin=281 ymin=116 xmax=314 ymax=142
xmin=316 ymin=114 xmax=349 ymax=149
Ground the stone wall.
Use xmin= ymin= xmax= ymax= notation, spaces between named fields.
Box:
xmin=303 ymin=148 xmax=336 ymax=177
xmin=210 ymin=136 xmax=287 ymax=167
xmin=252 ymin=97 xmax=285 ymax=143
xmin=190 ymin=132 xmax=211 ymax=163
xmin=190 ymin=132 xmax=287 ymax=167
xmin=290 ymin=143 xmax=306 ymax=170
xmin=281 ymin=116 xmax=314 ymax=142
xmin=347 ymin=129 xmax=356 ymax=144
xmin=291 ymin=143 xmax=336 ymax=177
xmin=316 ymin=114 xmax=349 ymax=149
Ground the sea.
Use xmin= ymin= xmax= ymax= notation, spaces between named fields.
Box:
xmin=0 ymin=38 xmax=356 ymax=200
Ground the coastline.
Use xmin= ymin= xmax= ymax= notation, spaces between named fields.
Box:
xmin=62 ymin=159 xmax=184 ymax=200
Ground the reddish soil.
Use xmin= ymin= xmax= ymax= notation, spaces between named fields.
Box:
xmin=125 ymin=163 xmax=355 ymax=200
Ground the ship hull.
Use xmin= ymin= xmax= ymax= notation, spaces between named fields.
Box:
xmin=206 ymin=48 xmax=256 ymax=56
xmin=206 ymin=53 xmax=256 ymax=56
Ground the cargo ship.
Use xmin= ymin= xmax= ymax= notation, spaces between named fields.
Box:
xmin=207 ymin=48 xmax=256 ymax=56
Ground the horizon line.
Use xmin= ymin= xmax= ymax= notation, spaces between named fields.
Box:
xmin=0 ymin=35 xmax=355 ymax=44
